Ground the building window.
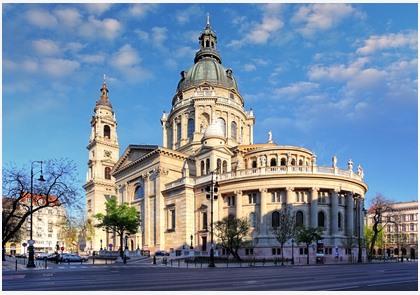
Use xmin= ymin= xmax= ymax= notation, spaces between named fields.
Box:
xmin=202 ymin=212 xmax=208 ymax=230
xmin=222 ymin=161 xmax=228 ymax=174
xmin=410 ymin=223 xmax=414 ymax=231
xmin=338 ymin=212 xmax=342 ymax=230
xmin=245 ymin=248 xmax=254 ymax=255
xmin=231 ymin=121 xmax=237 ymax=140
xmin=200 ymin=161 xmax=205 ymax=176
xmin=104 ymin=167 xmax=111 ymax=180
xmin=270 ymin=158 xmax=277 ymax=167
xmin=296 ymin=211 xmax=304 ymax=227
xmin=135 ymin=184 xmax=144 ymax=199
xmin=227 ymin=196 xmax=235 ymax=207
xmin=217 ymin=158 xmax=222 ymax=172
xmin=230 ymin=93 xmax=234 ymax=99
xmin=104 ymin=125 xmax=111 ymax=139
xmin=318 ymin=211 xmax=325 ymax=228
xmin=298 ymin=159 xmax=303 ymax=166
xmin=280 ymin=158 xmax=286 ymax=166
xmin=87 ymin=199 xmax=92 ymax=211
xmin=187 ymin=118 xmax=194 ymax=138
xmin=167 ymin=206 xmax=176 ymax=231
xmin=249 ymin=212 xmax=256 ymax=227
xmin=176 ymin=122 xmax=181 ymax=143
xmin=216 ymin=117 xmax=226 ymax=137
xmin=271 ymin=191 xmax=282 ymax=203
xmin=291 ymin=159 xmax=296 ymax=166
xmin=206 ymin=159 xmax=210 ymax=174
xmin=252 ymin=160 xmax=257 ymax=168
xmin=272 ymin=211 xmax=280 ymax=228
xmin=272 ymin=248 xmax=281 ymax=255
xmin=248 ymin=192 xmax=257 ymax=204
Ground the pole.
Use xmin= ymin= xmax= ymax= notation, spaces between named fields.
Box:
xmin=27 ymin=163 xmax=36 ymax=268
xmin=291 ymin=239 xmax=295 ymax=264
xmin=208 ymin=171 xmax=215 ymax=267
xmin=357 ymin=197 xmax=362 ymax=263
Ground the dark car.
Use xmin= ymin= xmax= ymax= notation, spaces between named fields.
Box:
xmin=155 ymin=251 xmax=170 ymax=256
xmin=46 ymin=253 xmax=60 ymax=261
xmin=14 ymin=254 xmax=27 ymax=258
xmin=60 ymin=254 xmax=88 ymax=263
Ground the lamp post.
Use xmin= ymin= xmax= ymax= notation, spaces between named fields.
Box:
xmin=27 ymin=161 xmax=46 ymax=268
xmin=100 ymin=239 xmax=103 ymax=251
xmin=357 ymin=196 xmax=363 ymax=263
xmin=190 ymin=234 xmax=193 ymax=249
xmin=205 ymin=169 xmax=219 ymax=268
xmin=291 ymin=239 xmax=295 ymax=265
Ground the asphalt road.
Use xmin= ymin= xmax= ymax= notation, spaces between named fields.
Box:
xmin=2 ymin=262 xmax=418 ymax=291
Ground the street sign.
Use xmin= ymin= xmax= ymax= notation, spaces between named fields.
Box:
xmin=28 ymin=240 xmax=35 ymax=245
xmin=22 ymin=242 xmax=27 ymax=247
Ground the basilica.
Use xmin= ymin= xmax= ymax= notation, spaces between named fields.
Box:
xmin=84 ymin=18 xmax=368 ymax=263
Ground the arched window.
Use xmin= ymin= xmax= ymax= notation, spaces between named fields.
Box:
xmin=206 ymin=159 xmax=210 ymax=175
xmin=280 ymin=158 xmax=286 ymax=166
xmin=318 ymin=211 xmax=325 ymax=228
xmin=296 ymin=211 xmax=304 ymax=227
xmin=298 ymin=159 xmax=303 ymax=166
xmin=187 ymin=118 xmax=194 ymax=138
xmin=272 ymin=211 xmax=280 ymax=228
xmin=252 ymin=160 xmax=257 ymax=168
xmin=216 ymin=117 xmax=226 ymax=137
xmin=249 ymin=212 xmax=256 ymax=227
xmin=135 ymin=184 xmax=144 ymax=199
xmin=104 ymin=167 xmax=111 ymax=180
xmin=338 ymin=212 xmax=342 ymax=230
xmin=231 ymin=121 xmax=237 ymax=140
xmin=200 ymin=161 xmax=205 ymax=176
xmin=206 ymin=40 xmax=210 ymax=47
xmin=291 ymin=159 xmax=296 ymax=166
xmin=217 ymin=158 xmax=222 ymax=172
xmin=222 ymin=160 xmax=227 ymax=174
xmin=104 ymin=125 xmax=111 ymax=139
xmin=270 ymin=158 xmax=277 ymax=167
xmin=176 ymin=122 xmax=181 ymax=143
xmin=202 ymin=212 xmax=208 ymax=230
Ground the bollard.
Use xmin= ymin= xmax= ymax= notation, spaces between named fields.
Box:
xmin=105 ymin=258 xmax=108 ymax=265
xmin=226 ymin=259 xmax=229 ymax=268
xmin=153 ymin=255 xmax=156 ymax=265
xmin=15 ymin=259 xmax=18 ymax=271
xmin=45 ymin=259 xmax=47 ymax=269
xmin=186 ymin=260 xmax=189 ymax=268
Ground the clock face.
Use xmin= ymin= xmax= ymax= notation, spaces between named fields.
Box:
xmin=104 ymin=150 xmax=112 ymax=158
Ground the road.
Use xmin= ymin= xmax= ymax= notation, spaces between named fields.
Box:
xmin=2 ymin=262 xmax=418 ymax=291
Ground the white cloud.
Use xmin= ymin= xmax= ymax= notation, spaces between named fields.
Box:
xmin=84 ymin=4 xmax=112 ymax=15
xmin=26 ymin=9 xmax=57 ymax=28
xmin=151 ymin=27 xmax=167 ymax=47
xmin=54 ymin=8 xmax=82 ymax=28
xmin=347 ymin=68 xmax=386 ymax=91
xmin=243 ymin=64 xmax=257 ymax=72
xmin=308 ymin=57 xmax=369 ymax=81
xmin=80 ymin=16 xmax=122 ymax=40
xmin=356 ymin=31 xmax=417 ymax=55
xmin=42 ymin=58 xmax=80 ymax=77
xmin=78 ymin=53 xmax=106 ymax=64
xmin=128 ymin=4 xmax=157 ymax=17
xmin=32 ymin=39 xmax=60 ymax=56
xmin=136 ymin=29 xmax=149 ymax=41
xmin=292 ymin=4 xmax=356 ymax=37
xmin=21 ymin=59 xmax=39 ymax=72
xmin=64 ymin=42 xmax=85 ymax=53
xmin=228 ymin=4 xmax=283 ymax=47
xmin=176 ymin=5 xmax=202 ymax=25
xmin=110 ymin=44 xmax=151 ymax=82
xmin=274 ymin=81 xmax=319 ymax=97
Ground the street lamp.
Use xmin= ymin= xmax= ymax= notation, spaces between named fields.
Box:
xmin=27 ymin=161 xmax=45 ymax=268
xmin=190 ymin=234 xmax=194 ymax=249
xmin=291 ymin=239 xmax=295 ymax=265
xmin=205 ymin=169 xmax=219 ymax=268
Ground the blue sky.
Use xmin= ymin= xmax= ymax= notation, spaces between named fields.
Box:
xmin=3 ymin=3 xmax=418 ymax=206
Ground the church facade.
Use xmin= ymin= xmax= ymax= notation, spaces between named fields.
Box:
xmin=84 ymin=19 xmax=368 ymax=262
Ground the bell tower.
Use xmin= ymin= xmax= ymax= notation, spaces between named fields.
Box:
xmin=84 ymin=77 xmax=120 ymax=252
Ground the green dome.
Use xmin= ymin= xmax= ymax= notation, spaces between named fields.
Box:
xmin=177 ymin=57 xmax=238 ymax=92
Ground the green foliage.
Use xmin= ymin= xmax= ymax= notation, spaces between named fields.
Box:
xmin=95 ymin=196 xmax=140 ymax=236
xmin=214 ymin=215 xmax=250 ymax=261
xmin=365 ymin=225 xmax=383 ymax=250
xmin=296 ymin=226 xmax=323 ymax=246
xmin=272 ymin=206 xmax=296 ymax=246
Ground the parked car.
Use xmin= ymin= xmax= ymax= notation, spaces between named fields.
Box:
xmin=155 ymin=251 xmax=170 ymax=256
xmin=36 ymin=253 xmax=49 ymax=260
xmin=14 ymin=254 xmax=27 ymax=258
xmin=60 ymin=253 xmax=88 ymax=263
xmin=46 ymin=253 xmax=60 ymax=261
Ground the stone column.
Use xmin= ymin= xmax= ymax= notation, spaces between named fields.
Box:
xmin=358 ymin=196 xmax=365 ymax=240
xmin=285 ymin=187 xmax=294 ymax=207
xmin=311 ymin=187 xmax=319 ymax=228
xmin=330 ymin=189 xmax=339 ymax=237
xmin=172 ymin=122 xmax=176 ymax=149
xmin=162 ymin=122 xmax=168 ymax=148
xmin=181 ymin=114 xmax=187 ymax=145
xmin=259 ymin=188 xmax=268 ymax=235
xmin=235 ymin=190 xmax=243 ymax=218
xmin=345 ymin=192 xmax=354 ymax=238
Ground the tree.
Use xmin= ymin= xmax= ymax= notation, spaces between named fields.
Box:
xmin=58 ymin=214 xmax=80 ymax=253
xmin=95 ymin=196 xmax=140 ymax=258
xmin=271 ymin=206 xmax=296 ymax=265
xmin=2 ymin=159 xmax=80 ymax=261
xmin=367 ymin=194 xmax=393 ymax=261
xmin=365 ymin=225 xmax=384 ymax=256
xmin=296 ymin=226 xmax=323 ymax=265
xmin=214 ymin=215 xmax=250 ymax=261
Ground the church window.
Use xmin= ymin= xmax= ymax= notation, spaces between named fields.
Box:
xmin=104 ymin=125 xmax=111 ymax=139
xmin=271 ymin=191 xmax=281 ymax=203
xmin=206 ymin=159 xmax=210 ymax=175
xmin=272 ymin=211 xmax=280 ymax=228
xmin=206 ymin=40 xmax=210 ymax=47
xmin=211 ymin=41 xmax=214 ymax=48
xmin=222 ymin=160 xmax=227 ymax=174
xmin=176 ymin=122 xmax=181 ymax=143
xmin=298 ymin=159 xmax=303 ymax=166
xmin=280 ymin=158 xmax=286 ymax=166
xmin=249 ymin=212 xmax=256 ymax=227
xmin=252 ymin=160 xmax=257 ymax=168
xmin=187 ymin=118 xmax=194 ymax=138
xmin=270 ymin=158 xmax=277 ymax=167
xmin=104 ymin=167 xmax=111 ymax=180
xmin=248 ymin=192 xmax=257 ymax=204
xmin=217 ymin=158 xmax=222 ymax=172
xmin=231 ymin=121 xmax=237 ymax=140
xmin=296 ymin=211 xmax=304 ymax=227
xmin=202 ymin=212 xmax=208 ymax=230
xmin=200 ymin=161 xmax=205 ymax=176
xmin=291 ymin=159 xmax=296 ymax=166
xmin=318 ymin=211 xmax=325 ymax=228
xmin=135 ymin=183 xmax=145 ymax=199
xmin=216 ymin=117 xmax=226 ymax=137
